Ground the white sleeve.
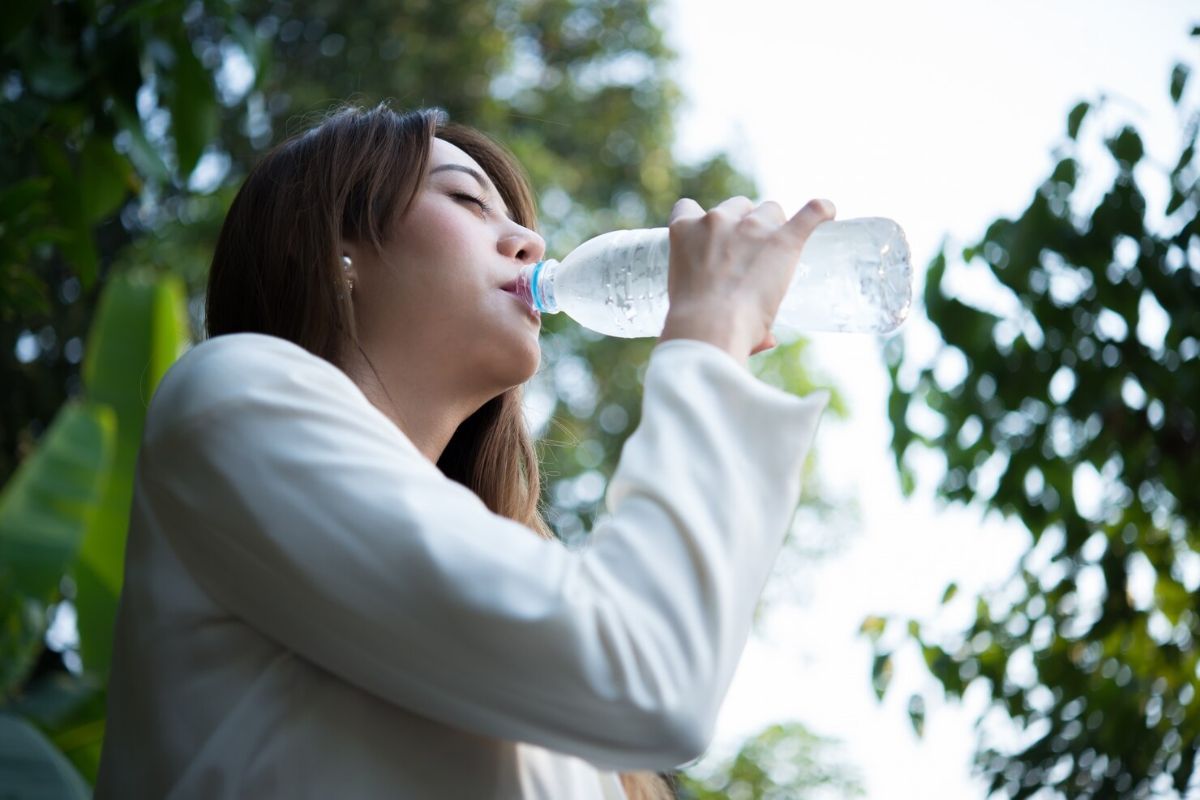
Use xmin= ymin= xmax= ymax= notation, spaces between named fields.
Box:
xmin=142 ymin=336 xmax=828 ymax=771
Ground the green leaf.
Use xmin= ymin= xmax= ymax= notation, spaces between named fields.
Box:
xmin=25 ymin=56 xmax=86 ymax=100
xmin=0 ymin=262 xmax=51 ymax=321
xmin=907 ymin=694 xmax=926 ymax=738
xmin=5 ymin=673 xmax=101 ymax=731
xmin=0 ymin=0 xmax=39 ymax=48
xmin=113 ymin=0 xmax=189 ymax=27
xmin=1106 ymin=127 xmax=1145 ymax=169
xmin=940 ymin=582 xmax=959 ymax=604
xmin=1166 ymin=187 xmax=1187 ymax=217
xmin=1171 ymin=63 xmax=1190 ymax=104
xmin=1049 ymin=158 xmax=1078 ymax=188
xmin=111 ymin=102 xmax=170 ymax=185
xmin=859 ymin=615 xmax=887 ymax=642
xmin=0 ymin=178 xmax=52 ymax=222
xmin=167 ymin=31 xmax=218 ymax=178
xmin=80 ymin=138 xmax=134 ymax=225
xmin=73 ymin=272 xmax=191 ymax=680
xmin=5 ymin=673 xmax=107 ymax=783
xmin=1173 ymin=137 xmax=1196 ymax=178
xmin=1155 ymin=575 xmax=1192 ymax=625
xmin=1066 ymin=101 xmax=1090 ymax=140
xmin=0 ymin=713 xmax=90 ymax=799
xmin=871 ymin=652 xmax=893 ymax=701
xmin=35 ymin=140 xmax=99 ymax=289
xmin=0 ymin=403 xmax=116 ymax=697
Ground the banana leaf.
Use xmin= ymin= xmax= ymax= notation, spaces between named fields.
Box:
xmin=74 ymin=271 xmax=191 ymax=680
xmin=0 ymin=403 xmax=115 ymax=698
xmin=0 ymin=712 xmax=90 ymax=799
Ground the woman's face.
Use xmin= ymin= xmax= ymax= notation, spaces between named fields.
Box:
xmin=346 ymin=137 xmax=546 ymax=401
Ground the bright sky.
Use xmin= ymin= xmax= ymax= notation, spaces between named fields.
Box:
xmin=661 ymin=2 xmax=1198 ymax=797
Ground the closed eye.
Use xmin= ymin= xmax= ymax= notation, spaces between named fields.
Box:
xmin=451 ymin=192 xmax=494 ymax=216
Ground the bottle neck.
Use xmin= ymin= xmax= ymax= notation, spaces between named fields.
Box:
xmin=526 ymin=259 xmax=560 ymax=313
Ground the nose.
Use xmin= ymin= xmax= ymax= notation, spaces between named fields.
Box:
xmin=498 ymin=222 xmax=546 ymax=265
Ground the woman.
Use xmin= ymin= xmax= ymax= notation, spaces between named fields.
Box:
xmin=96 ymin=104 xmax=833 ymax=799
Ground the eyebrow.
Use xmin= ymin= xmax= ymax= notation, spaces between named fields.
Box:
xmin=428 ymin=164 xmax=514 ymax=220
xmin=429 ymin=163 xmax=492 ymax=189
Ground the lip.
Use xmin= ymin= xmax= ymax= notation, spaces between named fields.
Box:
xmin=499 ymin=284 xmax=540 ymax=323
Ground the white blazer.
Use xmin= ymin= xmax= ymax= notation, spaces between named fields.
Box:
xmin=95 ymin=333 xmax=828 ymax=799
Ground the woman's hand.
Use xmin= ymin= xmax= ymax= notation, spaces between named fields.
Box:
xmin=659 ymin=196 xmax=836 ymax=365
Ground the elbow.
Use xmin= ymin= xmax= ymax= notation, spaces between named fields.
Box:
xmin=632 ymin=691 xmax=715 ymax=768
xmin=631 ymin=631 xmax=722 ymax=764
xmin=570 ymin=559 xmax=722 ymax=766
xmin=595 ymin=690 xmax=713 ymax=769
xmin=558 ymin=694 xmax=711 ymax=772
xmin=657 ymin=709 xmax=713 ymax=767
xmin=650 ymin=635 xmax=721 ymax=764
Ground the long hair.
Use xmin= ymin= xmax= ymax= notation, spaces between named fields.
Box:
xmin=204 ymin=104 xmax=675 ymax=800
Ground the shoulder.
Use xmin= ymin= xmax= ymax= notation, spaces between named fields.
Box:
xmin=144 ymin=333 xmax=361 ymax=443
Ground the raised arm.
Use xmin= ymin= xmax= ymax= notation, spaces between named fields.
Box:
xmin=143 ymin=334 xmax=826 ymax=772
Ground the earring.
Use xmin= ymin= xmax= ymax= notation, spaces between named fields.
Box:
xmin=341 ymin=254 xmax=354 ymax=293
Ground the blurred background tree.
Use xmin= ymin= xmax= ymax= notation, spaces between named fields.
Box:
xmin=1 ymin=0 xmax=846 ymax=792
xmin=873 ymin=30 xmax=1200 ymax=799
xmin=675 ymin=722 xmax=863 ymax=800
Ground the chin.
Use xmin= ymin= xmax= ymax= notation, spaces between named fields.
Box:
xmin=511 ymin=340 xmax=542 ymax=384
xmin=481 ymin=338 xmax=541 ymax=392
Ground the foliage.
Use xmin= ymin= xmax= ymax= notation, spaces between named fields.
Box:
xmin=0 ymin=0 xmax=238 ymax=491
xmin=874 ymin=33 xmax=1200 ymax=799
xmin=0 ymin=274 xmax=189 ymax=787
xmin=0 ymin=403 xmax=115 ymax=697
xmin=0 ymin=713 xmax=91 ymax=799
xmin=675 ymin=722 xmax=863 ymax=800
xmin=75 ymin=272 xmax=190 ymax=682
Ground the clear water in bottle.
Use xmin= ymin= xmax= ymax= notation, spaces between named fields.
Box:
xmin=515 ymin=218 xmax=912 ymax=338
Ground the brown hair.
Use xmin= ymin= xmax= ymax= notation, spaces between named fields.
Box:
xmin=204 ymin=104 xmax=675 ymax=800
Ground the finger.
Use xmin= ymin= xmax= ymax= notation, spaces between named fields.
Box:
xmin=670 ymin=197 xmax=705 ymax=225
xmin=710 ymin=195 xmax=755 ymax=219
xmin=779 ymin=198 xmax=836 ymax=246
xmin=745 ymin=200 xmax=787 ymax=227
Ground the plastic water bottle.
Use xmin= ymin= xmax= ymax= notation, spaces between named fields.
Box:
xmin=513 ymin=218 xmax=912 ymax=337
